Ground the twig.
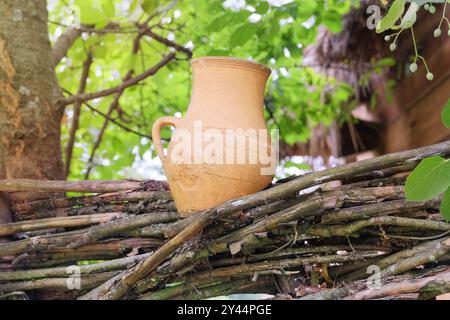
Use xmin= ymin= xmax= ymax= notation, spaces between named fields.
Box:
xmin=219 ymin=186 xmax=405 ymax=242
xmin=185 ymin=252 xmax=382 ymax=284
xmin=64 ymin=53 xmax=93 ymax=178
xmin=66 ymin=211 xmax=179 ymax=248
xmin=89 ymin=212 xmax=216 ymax=300
xmin=47 ymin=20 xmax=137 ymax=35
xmin=84 ymin=71 xmax=134 ymax=179
xmin=321 ymin=198 xmax=440 ymax=223
xmin=377 ymin=238 xmax=450 ymax=279
xmin=139 ymin=276 xmax=275 ymax=300
xmin=51 ymin=28 xmax=82 ymax=67
xmin=0 ymin=179 xmax=144 ymax=193
xmin=373 ymin=230 xmax=450 ymax=241
xmin=0 ymin=213 xmax=125 ymax=237
xmin=11 ymin=190 xmax=171 ymax=215
xmin=0 ymin=271 xmax=119 ymax=293
xmin=61 ymin=53 xmax=176 ymax=106
xmin=344 ymin=238 xmax=448 ymax=281
xmin=0 ymin=253 xmax=151 ymax=281
xmin=11 ymin=238 xmax=162 ymax=269
xmin=64 ymin=94 xmax=154 ymax=140
xmin=140 ymin=27 xmax=192 ymax=58
xmin=343 ymin=267 xmax=450 ymax=300
xmin=302 ymin=217 xmax=450 ymax=238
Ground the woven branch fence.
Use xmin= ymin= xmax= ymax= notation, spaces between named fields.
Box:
xmin=1 ymin=141 xmax=450 ymax=300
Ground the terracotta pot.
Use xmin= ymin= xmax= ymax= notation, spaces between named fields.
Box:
xmin=152 ymin=56 xmax=274 ymax=216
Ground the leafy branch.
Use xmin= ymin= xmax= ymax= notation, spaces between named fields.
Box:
xmin=405 ymin=99 xmax=450 ymax=220
xmin=377 ymin=0 xmax=450 ymax=80
xmin=376 ymin=2 xmax=450 ymax=219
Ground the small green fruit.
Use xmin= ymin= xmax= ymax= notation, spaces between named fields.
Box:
xmin=448 ymin=29 xmax=450 ymax=37
xmin=389 ymin=43 xmax=397 ymax=51
xmin=424 ymin=3 xmax=430 ymax=10
xmin=384 ymin=35 xmax=390 ymax=41
xmin=434 ymin=29 xmax=442 ymax=37
xmin=429 ymin=5 xmax=436 ymax=14
xmin=426 ymin=72 xmax=434 ymax=81
xmin=410 ymin=63 xmax=418 ymax=73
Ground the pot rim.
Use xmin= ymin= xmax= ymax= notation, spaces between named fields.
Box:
xmin=191 ymin=56 xmax=271 ymax=77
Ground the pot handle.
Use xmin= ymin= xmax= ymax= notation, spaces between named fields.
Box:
xmin=152 ymin=116 xmax=180 ymax=161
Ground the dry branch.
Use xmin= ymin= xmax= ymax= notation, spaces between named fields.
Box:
xmin=344 ymin=267 xmax=450 ymax=300
xmin=0 ymin=179 xmax=144 ymax=193
xmin=64 ymin=53 xmax=93 ymax=177
xmin=51 ymin=28 xmax=82 ymax=67
xmin=1 ymin=141 xmax=450 ymax=300
xmin=141 ymin=28 xmax=192 ymax=58
xmin=72 ymin=98 xmax=154 ymax=140
xmin=84 ymin=71 xmax=134 ymax=179
xmin=0 ymin=212 xmax=126 ymax=237
xmin=62 ymin=53 xmax=176 ymax=106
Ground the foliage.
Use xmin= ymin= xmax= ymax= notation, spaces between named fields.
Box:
xmin=375 ymin=1 xmax=450 ymax=220
xmin=441 ymin=99 xmax=450 ymax=128
xmin=378 ymin=0 xmax=450 ymax=80
xmin=48 ymin=0 xmax=360 ymax=180
xmin=405 ymin=99 xmax=450 ymax=220
xmin=405 ymin=156 xmax=450 ymax=201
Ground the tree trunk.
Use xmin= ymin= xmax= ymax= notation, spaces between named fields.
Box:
xmin=0 ymin=0 xmax=64 ymax=221
xmin=0 ymin=155 xmax=11 ymax=244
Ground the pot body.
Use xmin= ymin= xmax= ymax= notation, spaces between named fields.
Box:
xmin=152 ymin=57 xmax=274 ymax=216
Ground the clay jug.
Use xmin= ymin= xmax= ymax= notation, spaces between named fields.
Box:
xmin=152 ymin=57 xmax=275 ymax=216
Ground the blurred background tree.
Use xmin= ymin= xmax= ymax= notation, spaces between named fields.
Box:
xmin=48 ymin=0 xmax=360 ymax=181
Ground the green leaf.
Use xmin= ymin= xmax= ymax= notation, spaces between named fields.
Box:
xmin=284 ymin=2 xmax=299 ymax=18
xmin=440 ymin=187 xmax=450 ymax=221
xmin=260 ymin=17 xmax=280 ymax=42
xmin=399 ymin=2 xmax=418 ymax=29
xmin=285 ymin=161 xmax=311 ymax=170
xmin=322 ymin=11 xmax=342 ymax=33
xmin=376 ymin=0 xmax=406 ymax=33
xmin=255 ymin=2 xmax=269 ymax=14
xmin=76 ymin=0 xmax=104 ymax=25
xmin=129 ymin=0 xmax=139 ymax=14
xmin=207 ymin=14 xmax=229 ymax=32
xmin=441 ymin=99 xmax=450 ymax=129
xmin=92 ymin=45 xmax=107 ymax=59
xmin=208 ymin=49 xmax=230 ymax=56
xmin=95 ymin=19 xmax=109 ymax=29
xmin=229 ymin=25 xmax=255 ymax=48
xmin=142 ymin=0 xmax=159 ymax=14
xmin=378 ymin=57 xmax=396 ymax=67
xmin=102 ymin=1 xmax=115 ymax=18
xmin=405 ymin=156 xmax=450 ymax=201
xmin=297 ymin=1 xmax=317 ymax=18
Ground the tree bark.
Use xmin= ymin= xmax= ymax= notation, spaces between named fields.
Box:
xmin=51 ymin=28 xmax=82 ymax=68
xmin=0 ymin=130 xmax=12 ymax=231
xmin=0 ymin=0 xmax=64 ymax=216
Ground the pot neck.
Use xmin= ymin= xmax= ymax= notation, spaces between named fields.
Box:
xmin=188 ymin=57 xmax=270 ymax=114
xmin=191 ymin=57 xmax=271 ymax=78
